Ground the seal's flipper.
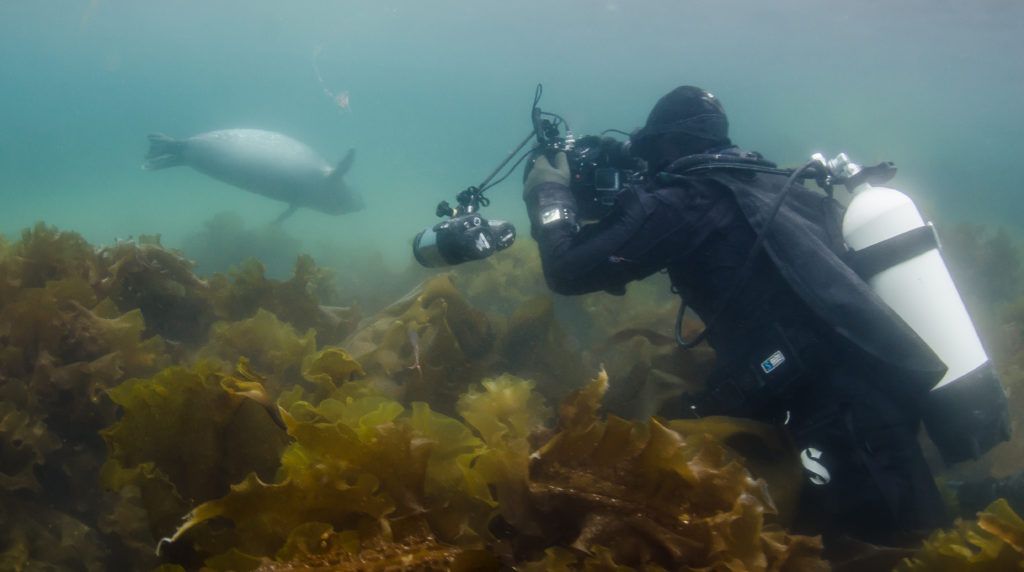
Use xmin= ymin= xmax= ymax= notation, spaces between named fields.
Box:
xmin=330 ymin=149 xmax=356 ymax=180
xmin=143 ymin=133 xmax=186 ymax=170
xmin=274 ymin=204 xmax=299 ymax=224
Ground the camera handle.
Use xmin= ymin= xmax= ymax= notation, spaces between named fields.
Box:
xmin=435 ymin=129 xmax=536 ymax=219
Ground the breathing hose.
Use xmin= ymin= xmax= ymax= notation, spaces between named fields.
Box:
xmin=674 ymin=159 xmax=822 ymax=348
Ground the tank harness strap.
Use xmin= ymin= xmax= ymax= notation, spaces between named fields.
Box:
xmin=847 ymin=224 xmax=939 ymax=280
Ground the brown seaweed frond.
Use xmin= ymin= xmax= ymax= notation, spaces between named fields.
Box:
xmin=343 ymin=275 xmax=497 ymax=414
xmin=897 ymin=498 xmax=1024 ymax=571
xmin=522 ymin=372 xmax=825 ymax=571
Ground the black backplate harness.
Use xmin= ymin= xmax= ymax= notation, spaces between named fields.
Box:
xmin=658 ymin=153 xmax=898 ymax=348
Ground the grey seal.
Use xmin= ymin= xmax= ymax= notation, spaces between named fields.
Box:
xmin=144 ymin=129 xmax=363 ymax=221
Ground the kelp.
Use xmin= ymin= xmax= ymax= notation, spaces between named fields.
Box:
xmin=599 ymin=329 xmax=713 ymax=419
xmin=0 ymin=497 xmax=106 ymax=572
xmin=157 ymin=364 xmax=823 ymax=570
xmin=897 ymin=498 xmax=1024 ymax=571
xmin=343 ymin=274 xmax=497 ymax=414
xmin=100 ymin=362 xmax=288 ymax=509
xmin=0 ymin=396 xmax=60 ymax=492
xmin=162 ymin=381 xmax=495 ymax=566
xmin=8 ymin=218 xmax=1008 ymax=570
xmin=501 ymin=296 xmax=591 ymax=405
xmin=453 ymin=241 xmax=549 ymax=315
xmin=199 ymin=309 xmax=317 ymax=387
xmin=456 ymin=375 xmax=552 ymax=532
xmin=96 ymin=236 xmax=216 ymax=344
xmin=521 ymin=371 xmax=824 ymax=571
xmin=209 ymin=256 xmax=358 ymax=347
xmin=11 ymin=222 xmax=97 ymax=289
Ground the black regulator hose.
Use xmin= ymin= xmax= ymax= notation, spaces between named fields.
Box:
xmin=675 ymin=159 xmax=821 ymax=348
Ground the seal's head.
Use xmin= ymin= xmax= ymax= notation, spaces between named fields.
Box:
xmin=630 ymin=86 xmax=730 ymax=171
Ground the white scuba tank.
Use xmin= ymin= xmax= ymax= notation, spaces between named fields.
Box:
xmin=827 ymin=153 xmax=1009 ymax=463
xmin=842 ymin=185 xmax=987 ymax=389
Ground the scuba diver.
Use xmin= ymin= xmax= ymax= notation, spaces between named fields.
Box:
xmin=520 ymin=85 xmax=1010 ymax=546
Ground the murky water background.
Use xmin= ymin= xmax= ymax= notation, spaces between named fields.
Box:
xmin=2 ymin=0 xmax=1022 ymax=272
xmin=4 ymin=2 xmax=1024 ymax=570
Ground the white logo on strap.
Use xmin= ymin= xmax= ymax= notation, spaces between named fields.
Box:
xmin=800 ymin=447 xmax=831 ymax=486
xmin=474 ymin=233 xmax=491 ymax=252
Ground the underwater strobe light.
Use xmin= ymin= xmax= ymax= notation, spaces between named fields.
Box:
xmin=412 ymin=190 xmax=516 ymax=268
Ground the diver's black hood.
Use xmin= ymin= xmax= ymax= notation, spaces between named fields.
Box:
xmin=631 ymin=86 xmax=731 ymax=166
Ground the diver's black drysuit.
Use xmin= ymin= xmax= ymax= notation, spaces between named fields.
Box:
xmin=528 ymin=147 xmax=951 ymax=545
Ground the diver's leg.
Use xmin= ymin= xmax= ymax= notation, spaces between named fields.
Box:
xmin=786 ymin=363 xmax=948 ymax=546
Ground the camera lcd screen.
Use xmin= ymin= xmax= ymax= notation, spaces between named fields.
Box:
xmin=594 ymin=168 xmax=620 ymax=193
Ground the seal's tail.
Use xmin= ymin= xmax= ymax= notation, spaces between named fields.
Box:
xmin=143 ymin=133 xmax=186 ymax=170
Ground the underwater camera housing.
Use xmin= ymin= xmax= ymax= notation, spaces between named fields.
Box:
xmin=529 ymin=89 xmax=646 ymax=221
xmin=412 ymin=84 xmax=645 ymax=267
xmin=412 ymin=186 xmax=516 ymax=268
xmin=561 ymin=134 xmax=647 ymax=221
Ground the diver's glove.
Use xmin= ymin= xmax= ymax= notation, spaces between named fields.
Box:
xmin=523 ymin=151 xmax=578 ymax=232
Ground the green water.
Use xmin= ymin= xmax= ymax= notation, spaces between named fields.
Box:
xmin=2 ymin=0 xmax=1022 ymax=273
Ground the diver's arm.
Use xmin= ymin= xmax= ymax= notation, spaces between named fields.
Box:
xmin=527 ymin=182 xmax=663 ymax=296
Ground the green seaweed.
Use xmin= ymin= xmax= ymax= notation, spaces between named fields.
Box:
xmin=0 ymin=397 xmax=60 ymax=492
xmin=897 ymin=498 xmax=1024 ymax=571
xmin=101 ymin=362 xmax=289 ymax=543
xmin=199 ymin=309 xmax=317 ymax=388
xmin=96 ymin=238 xmax=216 ymax=343
xmin=8 ymin=219 xmax=991 ymax=570
xmin=209 ymin=255 xmax=358 ymax=347
xmin=343 ymin=274 xmax=497 ymax=414
xmin=0 ymin=497 xmax=106 ymax=572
